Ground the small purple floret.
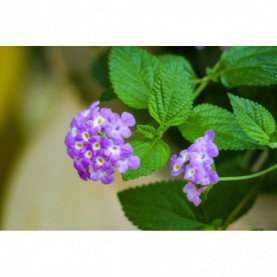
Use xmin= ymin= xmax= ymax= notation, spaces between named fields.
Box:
xmin=170 ymin=129 xmax=219 ymax=206
xmin=64 ymin=101 xmax=140 ymax=184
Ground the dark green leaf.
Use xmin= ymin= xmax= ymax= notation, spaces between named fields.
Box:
xmin=99 ymin=87 xmax=117 ymax=101
xmin=204 ymin=155 xmax=258 ymax=225
xmin=91 ymin=49 xmax=110 ymax=88
xmin=219 ymin=46 xmax=277 ymax=88
xmin=118 ymin=180 xmax=211 ymax=230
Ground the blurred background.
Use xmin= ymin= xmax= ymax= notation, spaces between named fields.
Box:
xmin=0 ymin=46 xmax=277 ymax=230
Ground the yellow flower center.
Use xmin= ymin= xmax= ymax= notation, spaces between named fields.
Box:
xmin=97 ymin=118 xmax=102 ymax=124
xmin=94 ymin=142 xmax=100 ymax=149
xmin=83 ymin=132 xmax=89 ymax=140
xmin=174 ymin=164 xmax=180 ymax=170
xmin=189 ymin=169 xmax=195 ymax=175
xmin=97 ymin=157 xmax=104 ymax=165
xmin=76 ymin=142 xmax=83 ymax=149
xmin=86 ymin=151 xmax=92 ymax=157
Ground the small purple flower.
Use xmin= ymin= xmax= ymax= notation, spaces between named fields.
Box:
xmin=170 ymin=155 xmax=185 ymax=176
xmin=170 ymin=129 xmax=219 ymax=206
xmin=104 ymin=112 xmax=134 ymax=139
xmin=65 ymin=101 xmax=140 ymax=185
xmin=90 ymin=163 xmax=115 ymax=184
xmin=183 ymin=182 xmax=201 ymax=206
xmin=115 ymin=156 xmax=140 ymax=174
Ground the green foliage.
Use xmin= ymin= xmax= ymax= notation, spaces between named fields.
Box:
xmin=119 ymin=157 xmax=259 ymax=230
xmin=258 ymin=54 xmax=277 ymax=79
xmin=122 ymin=137 xmax=170 ymax=181
xmin=159 ymin=54 xmax=197 ymax=86
xmin=205 ymin=155 xmax=257 ymax=225
xmin=178 ymin=104 xmax=264 ymax=150
xmin=228 ymin=93 xmax=276 ymax=145
xmin=109 ymin=46 xmax=160 ymax=109
xmin=148 ymin=61 xmax=193 ymax=126
xmin=118 ymin=180 xmax=211 ymax=230
xmin=99 ymin=87 xmax=117 ymax=101
xmin=137 ymin=125 xmax=157 ymax=139
xmin=219 ymin=46 xmax=277 ymax=88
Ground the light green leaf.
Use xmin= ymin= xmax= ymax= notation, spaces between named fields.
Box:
xmin=228 ymin=93 xmax=276 ymax=145
xmin=178 ymin=104 xmax=264 ymax=150
xmin=118 ymin=180 xmax=211 ymax=230
xmin=148 ymin=61 xmax=193 ymax=126
xmin=219 ymin=46 xmax=277 ymax=88
xmin=137 ymin=125 xmax=157 ymax=139
xmin=122 ymin=137 xmax=170 ymax=181
xmin=109 ymin=46 xmax=160 ymax=109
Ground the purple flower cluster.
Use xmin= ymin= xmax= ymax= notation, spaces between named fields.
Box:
xmin=65 ymin=101 xmax=140 ymax=184
xmin=170 ymin=129 xmax=219 ymax=206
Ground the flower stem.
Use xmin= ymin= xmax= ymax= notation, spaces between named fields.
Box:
xmin=221 ymin=176 xmax=265 ymax=230
xmin=219 ymin=163 xmax=277 ymax=182
xmin=192 ymin=77 xmax=209 ymax=100
xmin=192 ymin=61 xmax=221 ymax=100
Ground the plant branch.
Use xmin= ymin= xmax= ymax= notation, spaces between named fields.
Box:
xmin=221 ymin=176 xmax=265 ymax=230
xmin=219 ymin=163 xmax=277 ymax=182
xmin=192 ymin=61 xmax=221 ymax=100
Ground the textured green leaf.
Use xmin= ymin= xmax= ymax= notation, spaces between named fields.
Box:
xmin=258 ymin=55 xmax=277 ymax=79
xmin=109 ymin=46 xmax=160 ymax=109
xmin=118 ymin=180 xmax=211 ymax=230
xmin=219 ymin=46 xmax=277 ymax=88
xmin=159 ymin=54 xmax=197 ymax=84
xmin=122 ymin=137 xmax=170 ymax=181
xmin=137 ymin=125 xmax=157 ymax=139
xmin=228 ymin=93 xmax=276 ymax=145
xmin=99 ymin=87 xmax=117 ymax=101
xmin=148 ymin=61 xmax=193 ymax=126
xmin=178 ymin=104 xmax=264 ymax=150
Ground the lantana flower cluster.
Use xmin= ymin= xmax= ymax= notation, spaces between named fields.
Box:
xmin=65 ymin=101 xmax=140 ymax=184
xmin=170 ymin=129 xmax=219 ymax=206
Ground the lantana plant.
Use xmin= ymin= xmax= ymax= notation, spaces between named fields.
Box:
xmin=66 ymin=46 xmax=277 ymax=230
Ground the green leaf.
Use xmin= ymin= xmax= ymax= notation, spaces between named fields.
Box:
xmin=269 ymin=131 xmax=277 ymax=149
xmin=99 ymin=87 xmax=117 ymax=101
xmin=148 ymin=61 xmax=194 ymax=126
xmin=118 ymin=180 xmax=211 ymax=230
xmin=137 ymin=125 xmax=157 ymax=139
xmin=219 ymin=46 xmax=277 ymax=88
xmin=258 ymin=55 xmax=277 ymax=80
xmin=109 ymin=46 xmax=160 ymax=109
xmin=122 ymin=137 xmax=170 ymax=181
xmin=159 ymin=54 xmax=197 ymax=84
xmin=178 ymin=104 xmax=264 ymax=150
xmin=228 ymin=93 xmax=276 ymax=145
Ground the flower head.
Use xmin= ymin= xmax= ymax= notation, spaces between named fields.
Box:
xmin=170 ymin=129 xmax=219 ymax=206
xmin=65 ymin=101 xmax=140 ymax=184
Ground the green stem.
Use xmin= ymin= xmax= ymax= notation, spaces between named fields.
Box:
xmin=221 ymin=176 xmax=265 ymax=230
xmin=192 ymin=77 xmax=209 ymax=100
xmin=219 ymin=163 xmax=277 ymax=182
xmin=192 ymin=61 xmax=221 ymax=100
